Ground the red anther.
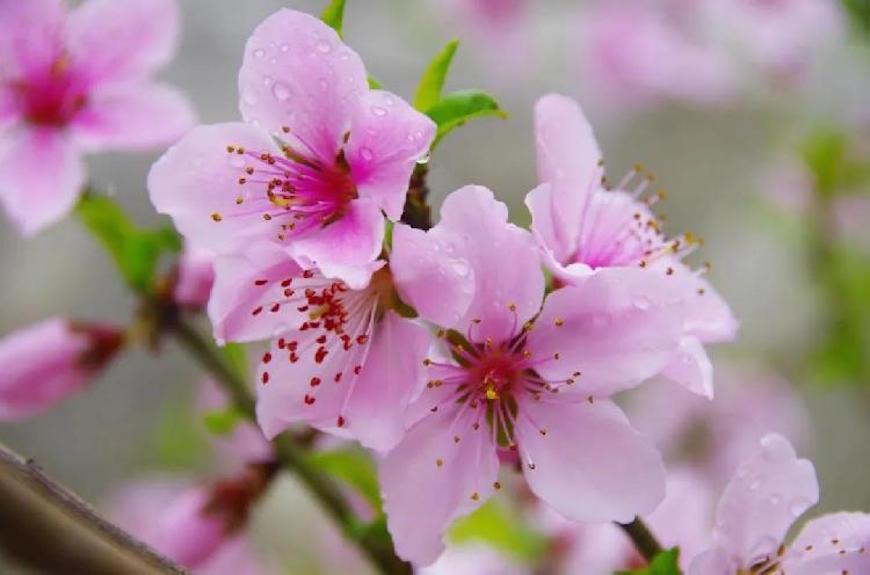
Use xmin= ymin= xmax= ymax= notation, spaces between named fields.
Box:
xmin=336 ymin=416 xmax=346 ymax=427
xmin=304 ymin=394 xmax=316 ymax=405
xmin=261 ymin=371 xmax=270 ymax=384
xmin=251 ymin=306 xmax=263 ymax=316
xmin=310 ymin=377 xmax=321 ymax=387
xmin=254 ymin=279 xmax=268 ymax=286
xmin=262 ymin=352 xmax=272 ymax=364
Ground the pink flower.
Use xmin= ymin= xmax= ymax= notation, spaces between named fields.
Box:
xmin=577 ymin=1 xmax=734 ymax=107
xmin=108 ymin=478 xmax=269 ymax=574
xmin=526 ymin=94 xmax=737 ymax=398
xmin=149 ymin=9 xmax=435 ymax=286
xmin=0 ymin=0 xmax=195 ymax=235
xmin=380 ymin=185 xmax=686 ymax=565
xmin=421 ymin=544 xmax=527 ymax=575
xmin=0 ymin=317 xmax=124 ymax=420
xmin=689 ymin=434 xmax=870 ymax=575
xmin=206 ymin=242 xmax=430 ymax=452
xmin=175 ymin=246 xmax=216 ymax=310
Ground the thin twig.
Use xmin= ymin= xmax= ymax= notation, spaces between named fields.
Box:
xmin=0 ymin=442 xmax=185 ymax=574
xmin=618 ymin=517 xmax=664 ymax=562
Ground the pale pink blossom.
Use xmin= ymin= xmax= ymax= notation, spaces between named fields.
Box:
xmin=206 ymin=242 xmax=430 ymax=452
xmin=108 ymin=478 xmax=269 ymax=574
xmin=381 ymin=185 xmax=686 ymax=565
xmin=149 ymin=9 xmax=435 ymax=286
xmin=526 ymin=94 xmax=737 ymax=398
xmin=689 ymin=434 xmax=870 ymax=575
xmin=577 ymin=1 xmax=735 ymax=107
xmin=0 ymin=317 xmax=124 ymax=420
xmin=420 ymin=544 xmax=528 ymax=575
xmin=0 ymin=0 xmax=194 ymax=235
xmin=175 ymin=246 xmax=216 ymax=310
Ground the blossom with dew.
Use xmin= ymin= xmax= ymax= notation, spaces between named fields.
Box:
xmin=206 ymin=242 xmax=430 ymax=452
xmin=526 ymin=94 xmax=737 ymax=398
xmin=0 ymin=0 xmax=194 ymax=235
xmin=149 ymin=9 xmax=435 ymax=287
xmin=380 ymin=185 xmax=687 ymax=564
xmin=0 ymin=317 xmax=124 ymax=420
xmin=689 ymin=433 xmax=870 ymax=575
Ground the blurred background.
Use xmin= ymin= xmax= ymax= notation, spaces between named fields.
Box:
xmin=2 ymin=0 xmax=869 ymax=573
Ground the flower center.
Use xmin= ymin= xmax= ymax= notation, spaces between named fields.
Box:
xmin=12 ymin=56 xmax=88 ymax=127
xmin=220 ymin=135 xmax=357 ymax=240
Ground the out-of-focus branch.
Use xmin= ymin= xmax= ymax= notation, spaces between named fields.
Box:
xmin=0 ymin=442 xmax=184 ymax=574
xmin=618 ymin=517 xmax=664 ymax=563
xmin=400 ymin=164 xmax=433 ymax=231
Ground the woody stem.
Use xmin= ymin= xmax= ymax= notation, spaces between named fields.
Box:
xmin=618 ymin=517 xmax=665 ymax=562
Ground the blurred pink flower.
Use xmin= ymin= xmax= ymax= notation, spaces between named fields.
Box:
xmin=577 ymin=1 xmax=735 ymax=107
xmin=761 ymin=157 xmax=813 ymax=216
xmin=689 ymin=434 xmax=870 ymax=575
xmin=381 ymin=185 xmax=686 ymax=565
xmin=526 ymin=94 xmax=737 ymax=398
xmin=206 ymin=242 xmax=430 ymax=452
xmin=0 ymin=317 xmax=124 ymax=420
xmin=149 ymin=9 xmax=434 ymax=287
xmin=629 ymin=365 xmax=812 ymax=485
xmin=198 ymin=378 xmax=273 ymax=468
xmin=109 ymin=478 xmax=269 ymax=574
xmin=175 ymin=246 xmax=216 ymax=310
xmin=0 ymin=0 xmax=195 ymax=235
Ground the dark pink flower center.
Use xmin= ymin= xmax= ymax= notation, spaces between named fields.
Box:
xmin=222 ymin=135 xmax=357 ymax=241
xmin=10 ymin=56 xmax=88 ymax=127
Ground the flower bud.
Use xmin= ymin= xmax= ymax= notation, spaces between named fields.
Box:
xmin=0 ymin=318 xmax=124 ymax=420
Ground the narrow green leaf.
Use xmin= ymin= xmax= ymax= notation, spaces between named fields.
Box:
xmin=202 ymin=407 xmax=244 ymax=436
xmin=414 ymin=39 xmax=460 ymax=111
xmin=321 ymin=0 xmax=347 ymax=38
xmin=425 ymin=89 xmax=507 ymax=149
xmin=220 ymin=343 xmax=249 ymax=380
xmin=617 ymin=548 xmax=681 ymax=575
xmin=76 ymin=194 xmax=180 ymax=294
xmin=368 ymin=75 xmax=382 ymax=90
xmin=449 ymin=499 xmax=547 ymax=562
xmin=308 ymin=448 xmax=382 ymax=512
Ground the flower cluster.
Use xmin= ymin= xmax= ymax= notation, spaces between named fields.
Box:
xmin=146 ymin=8 xmax=740 ymax=565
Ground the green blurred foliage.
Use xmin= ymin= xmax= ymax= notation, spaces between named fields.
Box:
xmin=148 ymin=395 xmax=210 ymax=470
xmin=449 ymin=499 xmax=548 ymax=562
xmin=308 ymin=447 xmax=383 ymax=513
xmin=616 ymin=548 xmax=681 ymax=575
xmin=843 ymin=0 xmax=870 ymax=37
xmin=320 ymin=0 xmax=346 ymax=37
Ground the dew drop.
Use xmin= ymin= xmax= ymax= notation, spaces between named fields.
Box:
xmin=272 ymin=82 xmax=291 ymax=101
xmin=280 ymin=44 xmax=289 ymax=53
xmin=789 ymin=497 xmax=812 ymax=517
xmin=253 ymin=48 xmax=265 ymax=59
xmin=371 ymin=105 xmax=388 ymax=117
xmin=242 ymin=90 xmax=258 ymax=106
xmin=749 ymin=475 xmax=765 ymax=491
xmin=416 ymin=151 xmax=431 ymax=165
xmin=449 ymin=259 xmax=470 ymax=278
xmin=263 ymin=75 xmax=274 ymax=87
xmin=633 ymin=296 xmax=651 ymax=310
xmin=359 ymin=147 xmax=374 ymax=161
xmin=316 ymin=39 xmax=333 ymax=53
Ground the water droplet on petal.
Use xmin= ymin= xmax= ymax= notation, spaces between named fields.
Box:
xmin=359 ymin=147 xmax=374 ymax=161
xmin=242 ymin=90 xmax=258 ymax=105
xmin=789 ymin=497 xmax=813 ymax=517
xmin=371 ymin=105 xmax=388 ymax=117
xmin=449 ymin=259 xmax=470 ymax=278
xmin=280 ymin=44 xmax=290 ymax=53
xmin=272 ymin=82 xmax=292 ymax=101
xmin=749 ymin=474 xmax=765 ymax=491
xmin=253 ymin=48 xmax=265 ymax=59
xmin=316 ymin=39 xmax=333 ymax=53
xmin=416 ymin=151 xmax=431 ymax=165
xmin=633 ymin=296 xmax=651 ymax=310
xmin=263 ymin=75 xmax=274 ymax=87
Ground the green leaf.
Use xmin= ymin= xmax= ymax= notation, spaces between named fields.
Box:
xmin=220 ymin=343 xmax=249 ymax=380
xmin=202 ymin=406 xmax=244 ymax=436
xmin=414 ymin=39 xmax=460 ymax=111
xmin=801 ymin=129 xmax=846 ymax=196
xmin=320 ymin=0 xmax=346 ymax=38
xmin=149 ymin=397 xmax=209 ymax=470
xmin=449 ymin=499 xmax=547 ymax=562
xmin=425 ymin=89 xmax=508 ymax=149
xmin=367 ymin=75 xmax=382 ymax=90
xmin=76 ymin=194 xmax=181 ymax=294
xmin=843 ymin=0 xmax=870 ymax=37
xmin=308 ymin=448 xmax=382 ymax=512
xmin=617 ymin=548 xmax=681 ymax=575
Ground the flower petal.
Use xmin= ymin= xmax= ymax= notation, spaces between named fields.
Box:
xmin=661 ymin=336 xmax=714 ymax=398
xmin=344 ymin=312 xmax=431 ymax=451
xmin=70 ymin=83 xmax=195 ymax=152
xmin=515 ymin=396 xmax=665 ymax=523
xmin=785 ymin=512 xmax=870 ymax=575
xmin=67 ymin=0 xmax=179 ymax=84
xmin=288 ymin=198 xmax=385 ymax=289
xmin=237 ymin=8 xmax=368 ymax=163
xmin=0 ymin=0 xmax=65 ymax=76
xmin=665 ymin=261 xmax=738 ymax=342
xmin=345 ymin=89 xmax=435 ymax=220
xmin=207 ymin=243 xmax=304 ymax=345
xmin=527 ymin=267 xmax=684 ymax=397
xmin=0 ymin=126 xmax=84 ymax=235
xmin=148 ymin=122 xmax=283 ymax=253
xmin=687 ymin=548 xmax=735 ymax=575
xmin=380 ymin=404 xmax=499 ymax=565
xmin=534 ymin=94 xmax=602 ymax=254
xmin=390 ymin=223 xmax=476 ymax=328
xmin=712 ymin=433 xmax=818 ymax=567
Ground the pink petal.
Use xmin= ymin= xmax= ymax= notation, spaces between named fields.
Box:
xmin=149 ymin=488 xmax=228 ymax=568
xmin=380 ymin=404 xmax=499 ymax=565
xmin=0 ymin=125 xmax=84 ymax=235
xmin=70 ymin=83 xmax=195 ymax=152
xmin=343 ymin=312 xmax=431 ymax=451
xmin=288 ymin=198 xmax=385 ymax=289
xmin=646 ymin=468 xmax=715 ymax=566
xmin=687 ymin=548 xmax=735 ymax=575
xmin=526 ymin=182 xmax=577 ymax=269
xmin=785 ymin=512 xmax=870 ymax=575
xmin=661 ymin=336 xmax=714 ymax=398
xmin=527 ymin=267 xmax=684 ymax=397
xmin=515 ymin=396 xmax=665 ymax=523
xmin=398 ymin=185 xmax=544 ymax=341
xmin=390 ymin=223 xmax=476 ymax=328
xmin=666 ymin=261 xmax=738 ymax=342
xmin=237 ymin=9 xmax=368 ymax=163
xmin=713 ymin=434 xmax=818 ymax=567
xmin=534 ymin=94 xmax=602 ymax=254
xmin=0 ymin=0 xmax=66 ymax=76
xmin=148 ymin=122 xmax=283 ymax=253
xmin=345 ymin=89 xmax=436 ymax=220
xmin=207 ymin=243 xmax=304 ymax=345
xmin=67 ymin=0 xmax=179 ymax=84
xmin=175 ymin=246 xmax=215 ymax=310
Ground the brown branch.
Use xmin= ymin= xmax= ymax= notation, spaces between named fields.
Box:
xmin=618 ymin=517 xmax=664 ymax=563
xmin=0 ymin=442 xmax=185 ymax=574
